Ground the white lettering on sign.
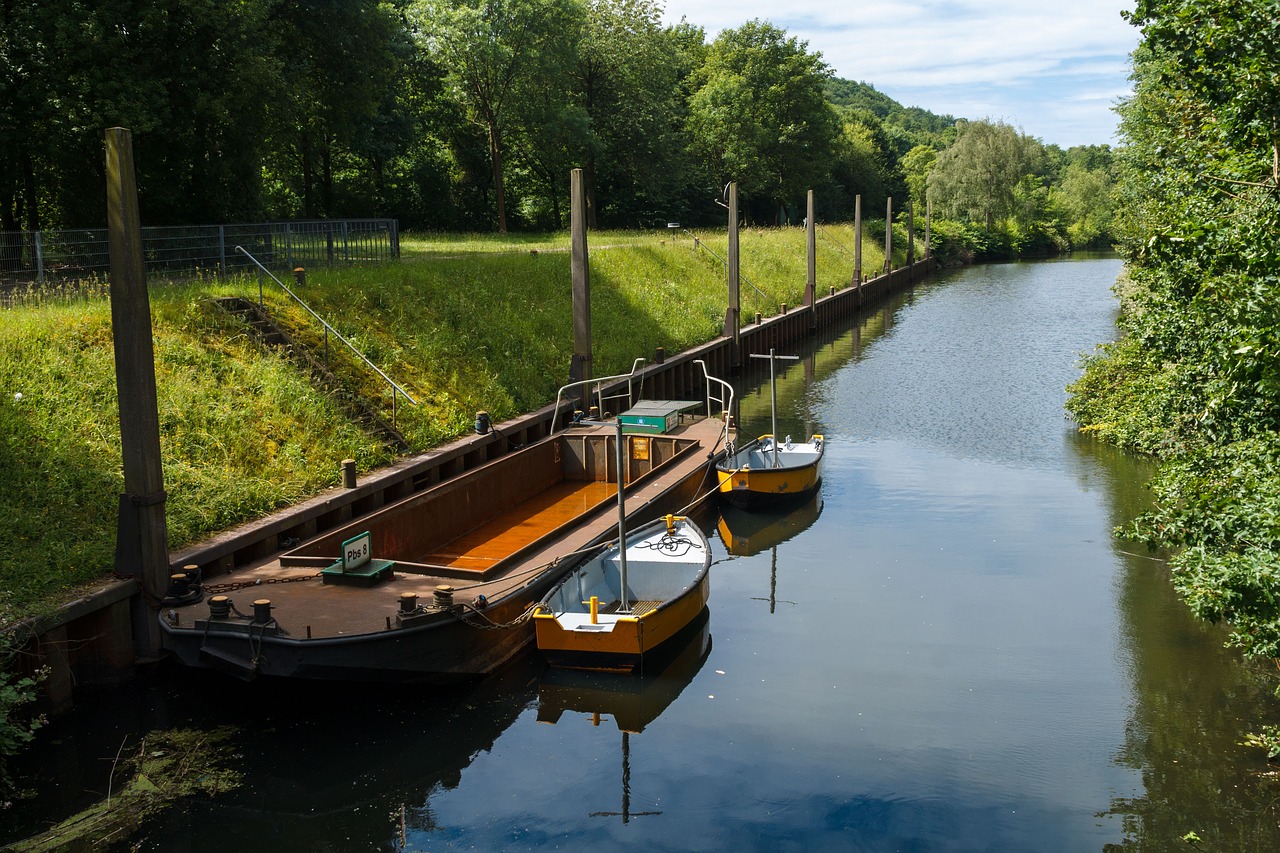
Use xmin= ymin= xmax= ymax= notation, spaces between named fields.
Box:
xmin=341 ymin=532 xmax=372 ymax=571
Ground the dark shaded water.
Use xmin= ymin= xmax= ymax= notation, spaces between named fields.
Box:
xmin=7 ymin=257 xmax=1280 ymax=850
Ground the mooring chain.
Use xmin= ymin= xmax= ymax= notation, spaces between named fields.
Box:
xmin=202 ymin=572 xmax=322 ymax=594
xmin=456 ymin=600 xmax=542 ymax=631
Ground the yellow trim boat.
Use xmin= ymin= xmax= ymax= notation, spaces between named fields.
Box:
xmin=533 ymin=514 xmax=710 ymax=672
xmin=715 ymin=347 xmax=825 ymax=509
xmin=716 ymin=433 xmax=824 ymax=509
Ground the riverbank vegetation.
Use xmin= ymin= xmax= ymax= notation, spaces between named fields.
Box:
xmin=1066 ymin=0 xmax=1280 ymax=749
xmin=1 ymin=1 xmax=1114 ymax=259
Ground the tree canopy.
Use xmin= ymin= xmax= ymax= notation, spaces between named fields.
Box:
xmin=685 ymin=20 xmax=839 ymax=222
xmin=0 ymin=0 xmax=1113 ymax=247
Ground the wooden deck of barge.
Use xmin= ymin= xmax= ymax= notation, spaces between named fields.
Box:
xmin=422 ymin=480 xmax=617 ymax=572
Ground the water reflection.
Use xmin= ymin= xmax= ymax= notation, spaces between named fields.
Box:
xmin=535 ymin=616 xmax=712 ymax=826
xmin=1 ymin=658 xmax=540 ymax=851
xmin=717 ymin=492 xmax=823 ymax=614
xmin=717 ymin=492 xmax=824 ymax=559
xmin=1066 ymin=431 xmax=1280 ymax=849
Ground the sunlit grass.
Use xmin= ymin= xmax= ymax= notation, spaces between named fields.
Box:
xmin=0 ymin=222 xmax=920 ymax=614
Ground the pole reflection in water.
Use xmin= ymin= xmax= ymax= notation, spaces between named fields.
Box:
xmin=718 ymin=492 xmax=823 ymax=613
xmin=536 ymin=615 xmax=711 ymax=826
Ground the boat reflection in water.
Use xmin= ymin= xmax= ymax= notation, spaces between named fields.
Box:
xmin=717 ymin=491 xmax=822 ymax=614
xmin=536 ymin=615 xmax=711 ymax=823
xmin=716 ymin=490 xmax=823 ymax=558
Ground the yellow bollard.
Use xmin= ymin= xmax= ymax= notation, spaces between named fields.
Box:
xmin=590 ymin=595 xmax=599 ymax=624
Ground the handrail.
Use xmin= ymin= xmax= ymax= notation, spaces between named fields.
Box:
xmin=681 ymin=229 xmax=770 ymax=303
xmin=552 ymin=357 xmax=734 ymax=448
xmin=694 ymin=358 xmax=735 ymax=444
xmin=234 ymin=246 xmax=417 ymax=418
xmin=552 ymin=359 xmax=647 ymax=433
xmin=817 ymin=223 xmax=856 ymax=261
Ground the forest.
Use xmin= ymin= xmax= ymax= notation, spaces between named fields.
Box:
xmin=1067 ymin=0 xmax=1280 ymax=750
xmin=1 ymin=0 xmax=1115 ymax=257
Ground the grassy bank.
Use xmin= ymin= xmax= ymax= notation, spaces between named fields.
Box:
xmin=1 ymin=225 xmax=911 ymax=616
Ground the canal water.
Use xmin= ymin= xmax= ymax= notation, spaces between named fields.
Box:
xmin=7 ymin=256 xmax=1280 ymax=850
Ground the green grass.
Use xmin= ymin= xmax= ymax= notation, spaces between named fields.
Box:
xmin=0 ymin=224 xmax=919 ymax=616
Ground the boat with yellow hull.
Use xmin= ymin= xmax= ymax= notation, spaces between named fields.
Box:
xmin=716 ymin=434 xmax=824 ymax=509
xmin=533 ymin=515 xmax=710 ymax=672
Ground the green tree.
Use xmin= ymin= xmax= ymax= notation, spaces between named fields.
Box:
xmin=686 ymin=20 xmax=839 ymax=222
xmin=1049 ymin=162 xmax=1114 ymax=246
xmin=571 ymin=0 xmax=696 ymax=228
xmin=927 ymin=119 xmax=1040 ymax=230
xmin=261 ymin=0 xmax=418 ymax=219
xmin=1 ymin=0 xmax=281 ymax=230
xmin=1125 ymin=0 xmax=1280 ymax=186
xmin=900 ymin=144 xmax=937 ymax=215
xmin=410 ymin=0 xmax=582 ymax=232
xmin=823 ymin=117 xmax=894 ymax=218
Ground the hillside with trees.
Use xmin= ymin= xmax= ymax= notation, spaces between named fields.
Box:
xmin=2 ymin=0 xmax=1114 ymax=252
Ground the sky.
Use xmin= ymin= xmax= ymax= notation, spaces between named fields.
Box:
xmin=659 ymin=1 xmax=1141 ymax=149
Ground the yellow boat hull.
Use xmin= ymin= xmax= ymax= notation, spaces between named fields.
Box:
xmin=533 ymin=574 xmax=709 ymax=672
xmin=534 ymin=515 xmax=712 ymax=672
xmin=717 ymin=435 xmax=824 ymax=509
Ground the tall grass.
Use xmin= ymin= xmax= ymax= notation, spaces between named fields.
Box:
xmin=0 ymin=223 xmax=919 ymax=614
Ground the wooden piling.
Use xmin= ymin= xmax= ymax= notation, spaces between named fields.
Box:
xmin=884 ymin=197 xmax=893 ymax=273
xmin=569 ymin=168 xmax=591 ymax=395
xmin=724 ymin=182 xmax=741 ymax=367
xmin=105 ymin=127 xmax=168 ymax=658
xmin=805 ymin=190 xmax=816 ymax=315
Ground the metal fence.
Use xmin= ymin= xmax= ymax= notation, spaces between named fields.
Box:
xmin=0 ymin=218 xmax=399 ymax=289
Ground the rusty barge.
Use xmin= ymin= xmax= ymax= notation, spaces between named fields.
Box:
xmin=157 ymin=361 xmax=733 ymax=682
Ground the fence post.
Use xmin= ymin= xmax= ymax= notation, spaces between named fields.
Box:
xmin=853 ymin=195 xmax=862 ymax=287
xmin=34 ymin=230 xmax=45 ymax=285
xmin=884 ymin=197 xmax=893 ymax=273
xmin=218 ymin=225 xmax=227 ymax=275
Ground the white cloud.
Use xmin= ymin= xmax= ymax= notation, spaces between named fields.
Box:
xmin=660 ymin=1 xmax=1140 ymax=147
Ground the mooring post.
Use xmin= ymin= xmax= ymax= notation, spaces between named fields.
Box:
xmin=853 ymin=194 xmax=862 ymax=288
xmin=884 ymin=197 xmax=893 ymax=274
xmin=907 ymin=200 xmax=916 ymax=275
xmin=926 ymin=197 xmax=932 ymax=260
xmin=569 ymin=168 xmax=591 ymax=413
xmin=105 ymin=127 xmax=168 ymax=659
xmin=724 ymin=181 xmax=741 ymax=367
xmin=804 ymin=190 xmax=816 ymax=319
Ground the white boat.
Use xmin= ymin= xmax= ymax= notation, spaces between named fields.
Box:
xmin=533 ymin=514 xmax=710 ymax=672
xmin=716 ymin=348 xmax=825 ymax=509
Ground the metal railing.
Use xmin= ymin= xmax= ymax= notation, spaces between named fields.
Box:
xmin=552 ymin=357 xmax=734 ymax=441
xmin=817 ymin=223 xmax=857 ymax=261
xmin=235 ymin=246 xmax=416 ymax=423
xmin=553 ymin=359 xmax=649 ymax=430
xmin=680 ymin=229 xmax=770 ymax=305
xmin=0 ymin=218 xmax=398 ymax=288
